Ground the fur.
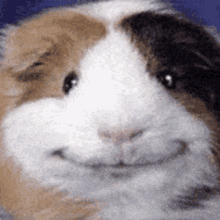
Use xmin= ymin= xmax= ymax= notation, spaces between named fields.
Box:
xmin=0 ymin=0 xmax=220 ymax=219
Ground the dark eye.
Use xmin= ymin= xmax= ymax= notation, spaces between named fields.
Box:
xmin=63 ymin=72 xmax=79 ymax=94
xmin=157 ymin=70 xmax=176 ymax=89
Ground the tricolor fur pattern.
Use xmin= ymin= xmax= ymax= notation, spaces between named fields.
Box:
xmin=0 ymin=0 xmax=220 ymax=219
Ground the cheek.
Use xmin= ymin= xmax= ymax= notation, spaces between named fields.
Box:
xmin=171 ymin=91 xmax=219 ymax=140
xmin=170 ymin=90 xmax=219 ymax=161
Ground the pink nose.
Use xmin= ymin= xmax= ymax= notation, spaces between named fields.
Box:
xmin=99 ymin=128 xmax=145 ymax=145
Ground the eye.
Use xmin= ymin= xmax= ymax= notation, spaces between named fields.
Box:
xmin=63 ymin=72 xmax=79 ymax=94
xmin=157 ymin=70 xmax=176 ymax=89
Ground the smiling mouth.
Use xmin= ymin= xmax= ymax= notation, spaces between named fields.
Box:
xmin=92 ymin=140 xmax=187 ymax=169
xmin=50 ymin=140 xmax=187 ymax=169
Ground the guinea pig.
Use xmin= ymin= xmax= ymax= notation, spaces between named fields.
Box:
xmin=0 ymin=0 xmax=220 ymax=219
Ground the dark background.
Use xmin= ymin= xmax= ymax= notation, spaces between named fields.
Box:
xmin=0 ymin=0 xmax=220 ymax=31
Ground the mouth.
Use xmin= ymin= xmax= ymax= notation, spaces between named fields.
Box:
xmin=49 ymin=140 xmax=187 ymax=171
xmin=91 ymin=140 xmax=187 ymax=169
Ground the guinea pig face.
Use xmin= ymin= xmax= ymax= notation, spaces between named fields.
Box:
xmin=1 ymin=1 xmax=220 ymax=219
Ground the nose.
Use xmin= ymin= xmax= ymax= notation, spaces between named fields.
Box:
xmin=99 ymin=128 xmax=145 ymax=145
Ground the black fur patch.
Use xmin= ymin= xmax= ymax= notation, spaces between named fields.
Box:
xmin=120 ymin=12 xmax=220 ymax=113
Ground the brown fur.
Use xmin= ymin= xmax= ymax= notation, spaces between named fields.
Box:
xmin=0 ymin=9 xmax=107 ymax=220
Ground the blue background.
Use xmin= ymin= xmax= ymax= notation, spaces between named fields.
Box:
xmin=0 ymin=0 xmax=220 ymax=31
